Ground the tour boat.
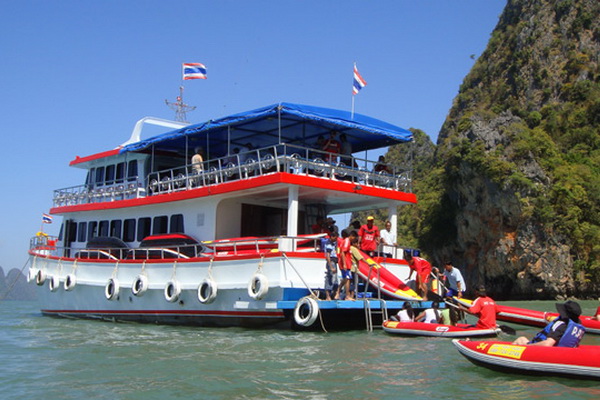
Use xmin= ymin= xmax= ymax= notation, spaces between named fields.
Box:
xmin=28 ymin=102 xmax=419 ymax=329
xmin=453 ymin=339 xmax=600 ymax=380
xmin=382 ymin=320 xmax=500 ymax=337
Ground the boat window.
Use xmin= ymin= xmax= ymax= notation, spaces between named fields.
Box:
xmin=95 ymin=167 xmax=105 ymax=187
xmin=86 ymin=169 xmax=94 ymax=189
xmin=67 ymin=222 xmax=77 ymax=244
xmin=99 ymin=220 xmax=109 ymax=237
xmin=123 ymin=219 xmax=136 ymax=242
xmin=78 ymin=222 xmax=87 ymax=242
xmin=170 ymin=214 xmax=184 ymax=233
xmin=110 ymin=220 xmax=122 ymax=238
xmin=127 ymin=160 xmax=138 ymax=181
xmin=87 ymin=221 xmax=98 ymax=239
xmin=116 ymin=162 xmax=125 ymax=184
xmin=105 ymin=165 xmax=116 ymax=185
xmin=152 ymin=216 xmax=168 ymax=234
xmin=137 ymin=217 xmax=151 ymax=241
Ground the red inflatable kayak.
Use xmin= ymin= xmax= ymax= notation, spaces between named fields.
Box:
xmin=455 ymin=299 xmax=600 ymax=335
xmin=453 ymin=339 xmax=600 ymax=379
xmin=496 ymin=305 xmax=600 ymax=334
xmin=355 ymin=250 xmax=421 ymax=301
xmin=383 ymin=320 xmax=500 ymax=337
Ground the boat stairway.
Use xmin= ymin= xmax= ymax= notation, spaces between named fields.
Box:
xmin=364 ymin=298 xmax=388 ymax=332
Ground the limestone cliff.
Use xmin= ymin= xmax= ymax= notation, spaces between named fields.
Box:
xmin=409 ymin=0 xmax=600 ymax=299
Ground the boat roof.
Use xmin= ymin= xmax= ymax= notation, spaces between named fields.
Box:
xmin=118 ymin=102 xmax=413 ymax=157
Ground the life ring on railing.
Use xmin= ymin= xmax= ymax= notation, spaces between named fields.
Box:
xmin=247 ymin=273 xmax=269 ymax=300
xmin=197 ymin=278 xmax=218 ymax=304
xmin=164 ymin=280 xmax=181 ymax=303
xmin=64 ymin=273 xmax=77 ymax=291
xmin=48 ymin=275 xmax=60 ymax=292
xmin=35 ymin=269 xmax=47 ymax=286
xmin=131 ymin=274 xmax=149 ymax=297
xmin=293 ymin=296 xmax=319 ymax=327
xmin=105 ymin=278 xmax=120 ymax=301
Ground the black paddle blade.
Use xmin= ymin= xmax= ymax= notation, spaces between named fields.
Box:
xmin=499 ymin=325 xmax=517 ymax=335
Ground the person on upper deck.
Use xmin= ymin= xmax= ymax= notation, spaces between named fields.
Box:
xmin=513 ymin=301 xmax=585 ymax=347
xmin=322 ymin=130 xmax=341 ymax=163
xmin=374 ymin=155 xmax=391 ymax=174
xmin=191 ymin=147 xmax=205 ymax=173
xmin=458 ymin=285 xmax=497 ymax=330
xmin=358 ymin=216 xmax=380 ymax=258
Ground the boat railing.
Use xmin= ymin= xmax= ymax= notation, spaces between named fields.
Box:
xmin=146 ymin=144 xmax=412 ymax=196
xmin=29 ymin=234 xmax=323 ymax=260
xmin=52 ymin=144 xmax=412 ymax=206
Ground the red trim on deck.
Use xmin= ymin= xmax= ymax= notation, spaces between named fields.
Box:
xmin=50 ymin=172 xmax=417 ymax=214
xmin=69 ymin=149 xmax=122 ymax=166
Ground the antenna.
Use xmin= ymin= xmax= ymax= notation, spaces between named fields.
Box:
xmin=165 ymin=86 xmax=196 ymax=123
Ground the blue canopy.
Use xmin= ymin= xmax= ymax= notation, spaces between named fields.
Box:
xmin=119 ymin=102 xmax=412 ymax=156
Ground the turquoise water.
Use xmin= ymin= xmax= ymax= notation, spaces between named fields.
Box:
xmin=2 ymin=300 xmax=600 ymax=399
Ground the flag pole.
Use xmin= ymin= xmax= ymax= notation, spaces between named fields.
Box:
xmin=351 ymin=62 xmax=356 ymax=119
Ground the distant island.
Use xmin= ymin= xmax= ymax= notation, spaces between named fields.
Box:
xmin=0 ymin=267 xmax=37 ymax=301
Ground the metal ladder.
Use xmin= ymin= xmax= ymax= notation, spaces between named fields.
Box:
xmin=364 ymin=298 xmax=388 ymax=332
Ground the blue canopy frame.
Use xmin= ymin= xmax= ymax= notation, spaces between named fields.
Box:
xmin=119 ymin=102 xmax=413 ymax=157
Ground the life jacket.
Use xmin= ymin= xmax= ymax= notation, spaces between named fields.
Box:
xmin=530 ymin=319 xmax=585 ymax=347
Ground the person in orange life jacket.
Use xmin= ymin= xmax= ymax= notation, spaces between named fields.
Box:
xmin=404 ymin=249 xmax=432 ymax=301
xmin=459 ymin=285 xmax=497 ymax=330
xmin=513 ymin=300 xmax=585 ymax=347
xmin=358 ymin=216 xmax=380 ymax=258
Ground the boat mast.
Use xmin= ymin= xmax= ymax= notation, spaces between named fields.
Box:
xmin=165 ymin=86 xmax=196 ymax=123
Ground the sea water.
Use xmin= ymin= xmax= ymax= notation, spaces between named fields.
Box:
xmin=1 ymin=300 xmax=599 ymax=400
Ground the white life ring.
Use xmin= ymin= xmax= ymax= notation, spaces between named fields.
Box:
xmin=105 ymin=278 xmax=120 ymax=301
xmin=64 ymin=273 xmax=77 ymax=291
xmin=164 ymin=280 xmax=181 ymax=303
xmin=35 ymin=269 xmax=47 ymax=286
xmin=48 ymin=275 xmax=60 ymax=292
xmin=197 ymin=278 xmax=218 ymax=304
xmin=131 ymin=275 xmax=149 ymax=297
xmin=293 ymin=296 xmax=319 ymax=327
xmin=27 ymin=268 xmax=37 ymax=283
xmin=248 ymin=273 xmax=269 ymax=300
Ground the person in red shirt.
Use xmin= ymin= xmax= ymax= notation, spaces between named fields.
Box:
xmin=337 ymin=231 xmax=355 ymax=300
xmin=460 ymin=285 xmax=498 ymax=330
xmin=593 ymin=303 xmax=600 ymax=321
xmin=405 ymin=250 xmax=432 ymax=300
xmin=322 ymin=130 xmax=341 ymax=163
xmin=358 ymin=216 xmax=380 ymax=257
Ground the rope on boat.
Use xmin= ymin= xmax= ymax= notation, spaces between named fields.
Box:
xmin=111 ymin=260 xmax=120 ymax=279
xmin=170 ymin=260 xmax=178 ymax=280
xmin=282 ymin=253 xmax=328 ymax=332
xmin=0 ymin=257 xmax=31 ymax=301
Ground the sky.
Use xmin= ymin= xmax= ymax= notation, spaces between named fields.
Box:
xmin=0 ymin=0 xmax=507 ymax=271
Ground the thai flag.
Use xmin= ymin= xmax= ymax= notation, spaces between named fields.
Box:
xmin=352 ymin=65 xmax=367 ymax=95
xmin=182 ymin=63 xmax=207 ymax=80
xmin=42 ymin=213 xmax=53 ymax=224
